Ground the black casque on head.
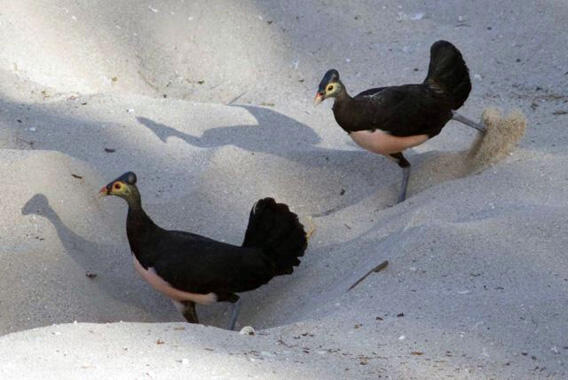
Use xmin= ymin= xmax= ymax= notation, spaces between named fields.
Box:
xmin=121 ymin=172 xmax=137 ymax=185
xmin=106 ymin=171 xmax=137 ymax=191
xmin=318 ymin=69 xmax=340 ymax=93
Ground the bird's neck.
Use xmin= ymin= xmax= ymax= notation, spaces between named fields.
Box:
xmin=123 ymin=186 xmax=142 ymax=210
xmin=332 ymin=90 xmax=353 ymax=117
xmin=127 ymin=206 xmax=156 ymax=232
xmin=333 ymin=86 xmax=352 ymax=107
xmin=330 ymin=87 xmax=356 ymax=134
xmin=125 ymin=189 xmax=160 ymax=267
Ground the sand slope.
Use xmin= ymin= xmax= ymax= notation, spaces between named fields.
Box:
xmin=1 ymin=1 xmax=567 ymax=379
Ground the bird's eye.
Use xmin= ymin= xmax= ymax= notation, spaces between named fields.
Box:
xmin=327 ymin=85 xmax=334 ymax=92
xmin=114 ymin=183 xmax=122 ymax=190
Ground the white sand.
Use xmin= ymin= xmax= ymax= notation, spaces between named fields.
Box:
xmin=1 ymin=1 xmax=567 ymax=378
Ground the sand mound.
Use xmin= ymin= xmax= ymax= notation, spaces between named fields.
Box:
xmin=1 ymin=1 xmax=567 ymax=378
xmin=0 ymin=150 xmax=181 ymax=334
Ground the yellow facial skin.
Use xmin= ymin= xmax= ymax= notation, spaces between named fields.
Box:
xmin=314 ymin=81 xmax=342 ymax=105
xmin=324 ymin=82 xmax=340 ymax=97
xmin=99 ymin=172 xmax=139 ymax=202
xmin=99 ymin=181 xmax=132 ymax=199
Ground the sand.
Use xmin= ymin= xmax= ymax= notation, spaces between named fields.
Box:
xmin=1 ymin=1 xmax=567 ymax=379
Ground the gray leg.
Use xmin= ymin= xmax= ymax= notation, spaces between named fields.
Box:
xmin=398 ymin=166 xmax=410 ymax=203
xmin=452 ymin=111 xmax=486 ymax=133
xmin=389 ymin=153 xmax=411 ymax=203
xmin=183 ymin=302 xmax=199 ymax=324
xmin=227 ymin=299 xmax=242 ymax=331
xmin=173 ymin=300 xmax=199 ymax=324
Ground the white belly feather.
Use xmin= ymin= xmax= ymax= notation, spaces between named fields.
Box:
xmin=349 ymin=129 xmax=429 ymax=155
xmin=132 ymin=256 xmax=217 ymax=305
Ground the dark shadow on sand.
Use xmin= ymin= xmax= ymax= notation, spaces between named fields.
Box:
xmin=136 ymin=105 xmax=482 ymax=214
xmin=136 ymin=105 xmax=407 ymax=213
xmin=21 ymin=193 xmax=176 ymax=318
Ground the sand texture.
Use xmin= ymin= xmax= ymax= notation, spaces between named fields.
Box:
xmin=1 ymin=1 xmax=567 ymax=379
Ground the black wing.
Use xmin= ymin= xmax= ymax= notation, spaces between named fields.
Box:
xmin=348 ymin=84 xmax=453 ymax=137
xmin=355 ymin=87 xmax=386 ymax=97
xmin=149 ymin=230 xmax=275 ymax=295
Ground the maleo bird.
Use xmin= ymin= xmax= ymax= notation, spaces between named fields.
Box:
xmin=314 ymin=40 xmax=486 ymax=203
xmin=100 ymin=172 xmax=307 ymax=330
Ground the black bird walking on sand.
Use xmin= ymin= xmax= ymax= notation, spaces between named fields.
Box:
xmin=100 ymin=172 xmax=307 ymax=329
xmin=314 ymin=40 xmax=485 ymax=203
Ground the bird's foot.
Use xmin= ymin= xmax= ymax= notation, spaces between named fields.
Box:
xmin=397 ymin=190 xmax=407 ymax=204
xmin=173 ymin=300 xmax=199 ymax=324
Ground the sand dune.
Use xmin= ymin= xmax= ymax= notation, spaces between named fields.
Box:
xmin=1 ymin=1 xmax=567 ymax=379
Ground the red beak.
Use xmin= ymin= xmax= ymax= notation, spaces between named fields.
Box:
xmin=99 ymin=185 xmax=109 ymax=196
xmin=314 ymin=92 xmax=324 ymax=106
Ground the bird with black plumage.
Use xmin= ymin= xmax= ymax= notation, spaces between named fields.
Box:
xmin=315 ymin=40 xmax=525 ymax=203
xmin=99 ymin=171 xmax=308 ymax=330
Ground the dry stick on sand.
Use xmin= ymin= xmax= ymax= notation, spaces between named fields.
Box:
xmin=348 ymin=260 xmax=389 ymax=291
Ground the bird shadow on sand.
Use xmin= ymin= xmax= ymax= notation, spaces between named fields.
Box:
xmin=0 ymin=89 xmax=487 ymax=218
xmin=21 ymin=193 xmax=176 ymax=321
xmin=137 ymin=105 xmax=324 ymax=156
xmin=137 ymin=105 xmax=483 ymax=215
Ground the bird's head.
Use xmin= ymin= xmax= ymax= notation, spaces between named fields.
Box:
xmin=314 ymin=69 xmax=342 ymax=105
xmin=99 ymin=171 xmax=138 ymax=201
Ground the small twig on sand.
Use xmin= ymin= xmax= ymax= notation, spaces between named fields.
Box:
xmin=226 ymin=91 xmax=247 ymax=105
xmin=348 ymin=260 xmax=389 ymax=291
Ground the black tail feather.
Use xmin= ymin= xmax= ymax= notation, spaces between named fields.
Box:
xmin=424 ymin=40 xmax=471 ymax=109
xmin=242 ymin=198 xmax=307 ymax=276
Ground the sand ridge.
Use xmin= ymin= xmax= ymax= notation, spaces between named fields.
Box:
xmin=1 ymin=1 xmax=567 ymax=379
